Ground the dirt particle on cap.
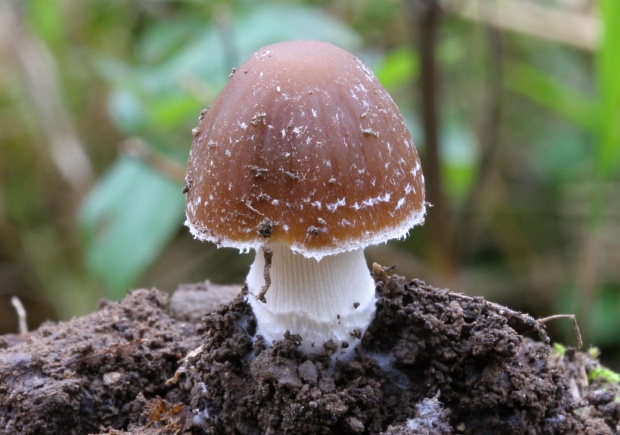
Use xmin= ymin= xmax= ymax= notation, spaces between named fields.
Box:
xmin=284 ymin=171 xmax=298 ymax=180
xmin=256 ymin=218 xmax=274 ymax=238
xmin=251 ymin=112 xmax=267 ymax=126
xmin=360 ymin=112 xmax=367 ymax=118
xmin=248 ymin=165 xmax=269 ymax=178
xmin=198 ymin=107 xmax=208 ymax=122
xmin=256 ymin=193 xmax=272 ymax=202
xmin=306 ymin=226 xmax=326 ymax=236
xmin=353 ymin=302 xmax=360 ymax=309
xmin=328 ymin=177 xmax=336 ymax=185
xmin=317 ymin=218 xmax=326 ymax=226
xmin=307 ymin=226 xmax=319 ymax=236
xmin=182 ymin=176 xmax=192 ymax=194
xmin=229 ymin=67 xmax=236 ymax=79
xmin=191 ymin=127 xmax=201 ymax=137
xmin=362 ymin=128 xmax=379 ymax=137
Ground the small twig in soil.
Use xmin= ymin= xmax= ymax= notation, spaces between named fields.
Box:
xmin=256 ymin=248 xmax=273 ymax=303
xmin=371 ymin=263 xmax=397 ymax=282
xmin=10 ymin=296 xmax=28 ymax=335
xmin=537 ymin=314 xmax=583 ymax=349
xmin=166 ymin=344 xmax=204 ymax=386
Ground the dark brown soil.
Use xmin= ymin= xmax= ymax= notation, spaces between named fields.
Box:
xmin=0 ymin=289 xmax=202 ymax=434
xmin=1 ymin=274 xmax=618 ymax=434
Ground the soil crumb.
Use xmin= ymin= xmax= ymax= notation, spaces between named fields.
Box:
xmin=1 ymin=275 xmax=619 ymax=434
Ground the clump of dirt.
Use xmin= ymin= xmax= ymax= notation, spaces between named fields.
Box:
xmin=548 ymin=346 xmax=620 ymax=433
xmin=1 ymin=274 xmax=619 ymax=434
xmin=0 ymin=289 xmax=202 ymax=434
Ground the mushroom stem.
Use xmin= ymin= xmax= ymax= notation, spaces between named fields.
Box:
xmin=246 ymin=244 xmax=377 ymax=358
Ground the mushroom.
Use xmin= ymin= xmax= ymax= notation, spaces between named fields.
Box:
xmin=184 ymin=40 xmax=425 ymax=357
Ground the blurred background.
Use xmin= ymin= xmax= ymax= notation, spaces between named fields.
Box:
xmin=0 ymin=0 xmax=618 ymax=367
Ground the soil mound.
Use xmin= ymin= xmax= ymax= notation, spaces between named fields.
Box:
xmin=1 ymin=275 xmax=618 ymax=434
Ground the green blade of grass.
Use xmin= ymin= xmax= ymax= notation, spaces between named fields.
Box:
xmin=594 ymin=0 xmax=620 ymax=179
xmin=505 ymin=60 xmax=597 ymax=132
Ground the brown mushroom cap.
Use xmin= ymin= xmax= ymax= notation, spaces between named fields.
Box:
xmin=185 ymin=40 xmax=425 ymax=259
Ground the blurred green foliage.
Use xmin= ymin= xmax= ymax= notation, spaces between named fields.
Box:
xmin=79 ymin=156 xmax=184 ymax=295
xmin=0 ymin=0 xmax=619 ymax=366
xmin=507 ymin=0 xmax=620 ymax=346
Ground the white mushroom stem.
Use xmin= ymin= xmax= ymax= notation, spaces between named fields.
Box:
xmin=246 ymin=244 xmax=377 ymax=358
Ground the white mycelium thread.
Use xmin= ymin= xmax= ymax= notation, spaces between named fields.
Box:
xmin=246 ymin=244 xmax=377 ymax=358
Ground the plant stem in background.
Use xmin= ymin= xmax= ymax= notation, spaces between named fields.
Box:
xmin=0 ymin=1 xmax=93 ymax=194
xmin=458 ymin=25 xmax=504 ymax=260
xmin=453 ymin=0 xmax=599 ymax=51
xmin=409 ymin=0 xmax=457 ymax=280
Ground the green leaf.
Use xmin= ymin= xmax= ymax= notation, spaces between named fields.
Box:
xmin=533 ymin=128 xmax=591 ymax=183
xmin=598 ymin=0 xmax=620 ymax=115
xmin=137 ymin=16 xmax=203 ymax=65
xmin=79 ymin=157 xmax=185 ymax=298
xmin=233 ymin=4 xmax=361 ymax=57
xmin=27 ymin=0 xmax=64 ymax=48
xmin=375 ymin=47 xmax=419 ymax=91
xmin=148 ymin=92 xmax=202 ymax=131
xmin=594 ymin=0 xmax=620 ymax=178
xmin=505 ymin=61 xmax=597 ymax=132
xmin=107 ymin=89 xmax=148 ymax=135
xmin=589 ymin=365 xmax=620 ymax=384
xmin=552 ymin=343 xmax=566 ymax=356
xmin=441 ymin=119 xmax=478 ymax=201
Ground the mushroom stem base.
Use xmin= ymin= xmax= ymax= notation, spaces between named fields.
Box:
xmin=246 ymin=245 xmax=377 ymax=358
